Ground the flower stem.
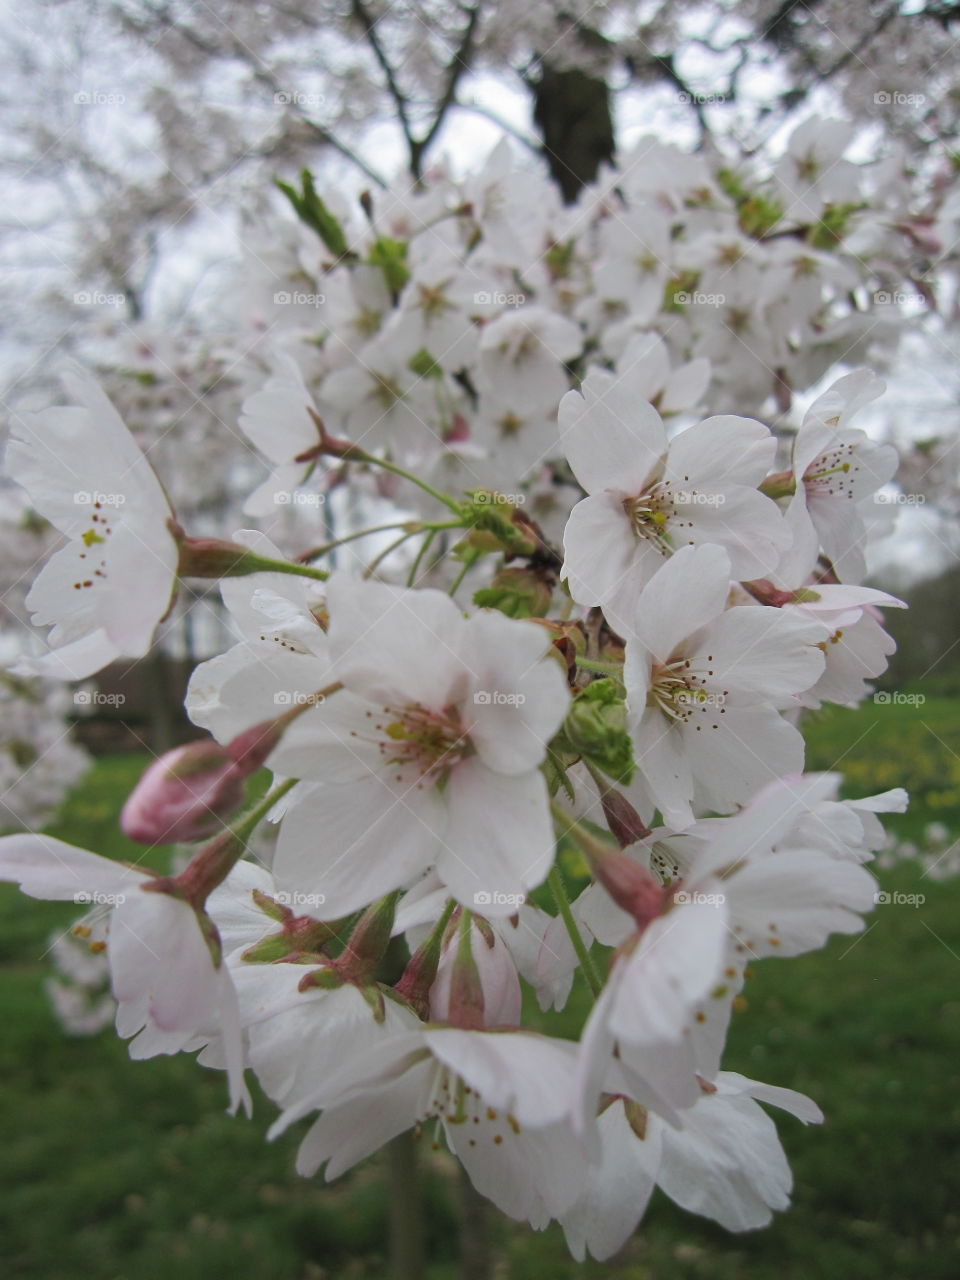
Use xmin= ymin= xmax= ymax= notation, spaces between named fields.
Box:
xmin=547 ymin=863 xmax=602 ymax=998
xmin=407 ymin=527 xmax=438 ymax=586
xmin=359 ymin=453 xmax=465 ymax=517
xmin=447 ymin=556 xmax=474 ymax=597
xmin=231 ymin=777 xmax=298 ymax=845
xmin=298 ymin=521 xmax=420 ymax=562
xmin=241 ymin=554 xmax=330 ymax=583
xmin=363 ymin=528 xmax=425 ymax=579
xmin=299 ymin=519 xmax=463 ymax=565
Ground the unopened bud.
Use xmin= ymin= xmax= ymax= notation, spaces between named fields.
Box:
xmin=590 ymin=848 xmax=667 ymax=931
xmin=430 ymin=914 xmax=521 ymax=1030
xmin=555 ymin=679 xmax=635 ymax=784
xmin=175 ymin=534 xmax=268 ymax=579
xmin=120 ymin=740 xmax=247 ymax=845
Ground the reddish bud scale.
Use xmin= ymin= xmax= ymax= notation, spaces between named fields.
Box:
xmin=394 ymin=906 xmax=460 ymax=1019
xmin=591 ymin=848 xmax=669 ymax=932
xmin=331 ymin=892 xmax=399 ymax=985
xmin=600 ymin=789 xmax=652 ymax=848
xmin=226 ymin=720 xmax=284 ymax=773
xmin=176 ymin=535 xmax=265 ymax=579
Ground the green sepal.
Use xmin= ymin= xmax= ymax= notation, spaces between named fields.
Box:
xmin=368 ymin=235 xmax=410 ymax=294
xmin=808 ymin=202 xmax=865 ymax=249
xmin=553 ymin=678 xmax=635 ymax=785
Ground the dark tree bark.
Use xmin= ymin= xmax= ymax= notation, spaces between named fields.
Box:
xmin=533 ymin=65 xmax=615 ymax=204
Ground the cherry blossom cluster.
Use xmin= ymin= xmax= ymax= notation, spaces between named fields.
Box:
xmin=0 ymin=312 xmax=910 ymax=1257
xmin=228 ymin=120 xmax=919 ymax=525
xmin=57 ymin=121 xmax=927 ymax=583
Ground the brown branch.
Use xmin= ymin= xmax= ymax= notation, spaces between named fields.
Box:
xmin=412 ymin=3 xmax=482 ymax=177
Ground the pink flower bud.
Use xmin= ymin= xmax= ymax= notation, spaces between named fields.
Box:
xmin=430 ymin=920 xmax=521 ymax=1028
xmin=120 ymin=740 xmax=247 ymax=845
xmin=592 ymin=849 xmax=668 ymax=932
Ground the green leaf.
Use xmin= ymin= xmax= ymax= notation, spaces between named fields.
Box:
xmin=275 ymin=169 xmax=349 ymax=257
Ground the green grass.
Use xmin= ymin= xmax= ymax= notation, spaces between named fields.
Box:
xmin=2 ymin=697 xmax=959 ymax=1278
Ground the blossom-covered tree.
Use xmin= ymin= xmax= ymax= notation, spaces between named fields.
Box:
xmin=0 ymin=2 xmax=948 ymax=1272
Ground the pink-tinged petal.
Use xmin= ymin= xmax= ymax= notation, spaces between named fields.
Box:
xmin=109 ymin=893 xmax=218 ymax=1030
xmin=450 ymin=1113 xmax=588 ymax=1226
xmin=655 ymin=1090 xmax=793 ymax=1230
xmin=13 ymin=628 xmax=121 ymax=681
xmin=665 ymin=415 xmax=776 ymax=489
xmin=430 ymin=925 xmax=522 ymax=1027
xmin=689 ymin=606 xmax=825 ymax=701
xmin=268 ymin=690 xmax=390 ymax=783
xmin=629 ymin=713 xmax=696 ymax=831
xmin=609 ymin=896 xmax=728 ymax=1046
xmin=774 ymin=490 xmax=820 ymax=588
xmin=298 ymin=1060 xmax=433 ymax=1178
xmin=626 ymin=544 xmax=732 ymax=657
xmin=562 ymin=492 xmax=649 ymax=610
xmin=686 ymin=707 xmax=806 ymax=815
xmin=678 ymin=486 xmax=789 ymax=579
xmin=559 ymin=369 xmax=666 ymax=495
xmin=725 ymin=849 xmax=876 ymax=957
xmin=716 ymin=1071 xmax=824 ymax=1124
xmin=124 ymin=1015 xmax=194 ymax=1059
xmin=660 ymin=358 xmax=711 ymax=415
xmin=803 ymin=368 xmax=884 ymax=435
xmin=561 ymin=1099 xmax=662 ymax=1261
xmin=440 ymin=760 xmax=554 ymax=913
xmin=693 ymin=774 xmax=840 ymax=880
xmin=325 ymin=575 xmax=467 ymax=709
xmin=458 ymin=610 xmax=569 ymax=775
xmin=0 ymin=834 xmax=147 ymax=899
xmin=425 ymin=1028 xmax=579 ymax=1128
xmin=464 ymin=663 xmax=570 ymax=776
xmin=274 ymin=778 xmax=447 ymax=917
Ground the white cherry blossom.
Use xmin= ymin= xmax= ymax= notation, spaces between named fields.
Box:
xmin=268 ymin=575 xmax=570 ymax=917
xmin=7 ymin=366 xmax=179 ymax=679
xmin=563 ymin=1073 xmax=823 ymax=1260
xmin=560 ymin=370 xmax=788 ymax=636
xmin=0 ymin=833 xmax=249 ymax=1113
xmin=622 ymin=545 xmax=825 ymax=828
xmin=269 ymin=1025 xmax=589 ymax=1229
